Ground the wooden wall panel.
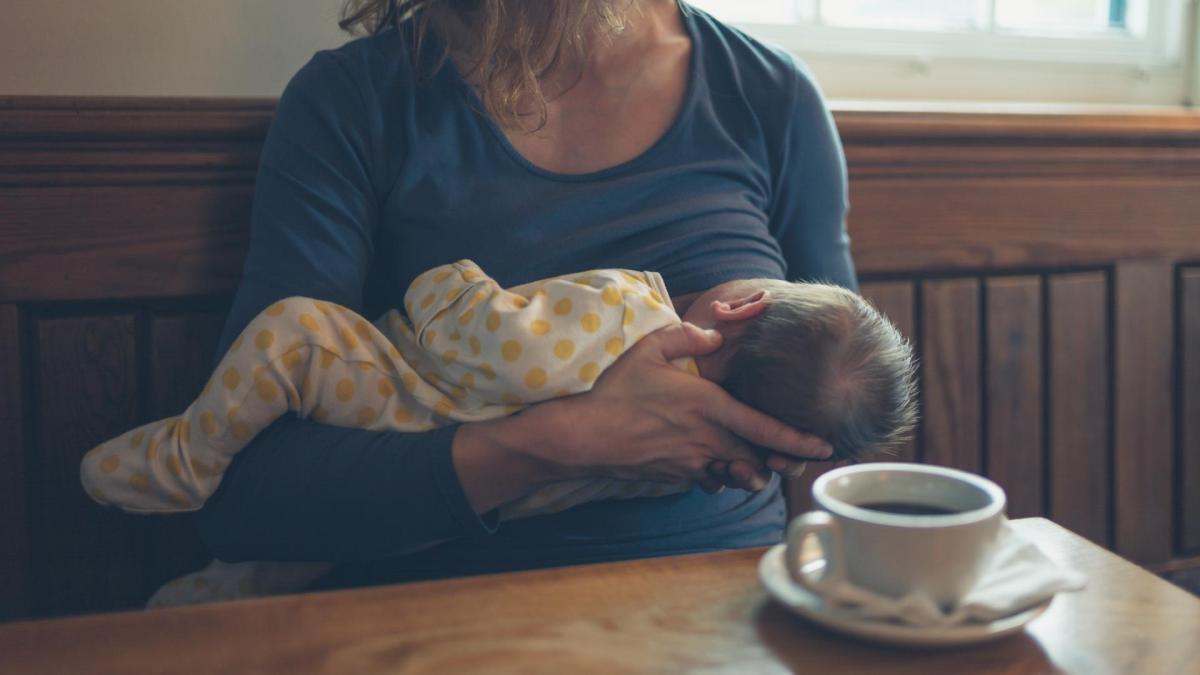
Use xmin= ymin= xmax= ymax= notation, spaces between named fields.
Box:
xmin=1181 ymin=269 xmax=1200 ymax=554
xmin=784 ymin=464 xmax=841 ymax=518
xmin=985 ymin=277 xmax=1044 ymax=519
xmin=0 ymin=186 xmax=252 ymax=303
xmin=34 ymin=316 xmax=147 ymax=615
xmin=1047 ymin=273 xmax=1111 ymax=547
xmin=1113 ymin=261 xmax=1174 ymax=564
xmin=148 ymin=314 xmax=227 ymax=418
xmin=836 ymin=108 xmax=1200 ymax=145
xmin=0 ymin=305 xmax=31 ymax=619
xmin=847 ymin=179 xmax=1200 ymax=275
xmin=860 ymin=281 xmax=919 ymax=462
xmin=4 ymin=100 xmax=1200 ymax=621
xmin=0 ymin=97 xmax=274 ymax=141
xmin=921 ymin=279 xmax=982 ymax=474
xmin=860 ymin=282 xmax=917 ymax=345
xmin=3 ymin=104 xmax=1200 ymax=302
xmin=138 ymin=314 xmax=228 ymax=590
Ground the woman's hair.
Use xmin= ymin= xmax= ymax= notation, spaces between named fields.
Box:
xmin=339 ymin=0 xmax=635 ymax=130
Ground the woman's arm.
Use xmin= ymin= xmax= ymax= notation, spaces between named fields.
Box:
xmin=768 ymin=61 xmax=857 ymax=292
xmin=199 ymin=51 xmax=834 ymax=563
xmin=451 ymin=322 xmax=832 ymax=513
xmin=745 ymin=59 xmax=857 ymax=482
xmin=197 ymin=53 xmax=502 ymax=562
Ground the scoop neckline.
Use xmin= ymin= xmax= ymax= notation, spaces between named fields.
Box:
xmin=445 ymin=5 xmax=702 ymax=183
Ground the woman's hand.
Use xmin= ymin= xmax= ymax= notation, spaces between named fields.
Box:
xmin=452 ymin=322 xmax=831 ymax=514
xmin=556 ymin=322 xmax=831 ymax=483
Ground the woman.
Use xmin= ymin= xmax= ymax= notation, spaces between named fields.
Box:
xmin=196 ymin=0 xmax=853 ymax=585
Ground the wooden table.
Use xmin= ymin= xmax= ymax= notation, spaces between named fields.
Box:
xmin=2 ymin=518 xmax=1198 ymax=674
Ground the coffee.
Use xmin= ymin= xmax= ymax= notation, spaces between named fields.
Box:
xmin=855 ymin=501 xmax=959 ymax=516
xmin=787 ymin=463 xmax=1007 ymax=606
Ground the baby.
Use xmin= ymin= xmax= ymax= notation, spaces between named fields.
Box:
xmin=81 ymin=259 xmax=916 ymax=604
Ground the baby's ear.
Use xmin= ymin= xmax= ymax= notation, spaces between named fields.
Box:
xmin=712 ymin=290 xmax=770 ymax=324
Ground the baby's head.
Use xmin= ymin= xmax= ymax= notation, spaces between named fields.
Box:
xmin=682 ymin=279 xmax=917 ymax=462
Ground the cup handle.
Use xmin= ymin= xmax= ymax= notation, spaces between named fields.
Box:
xmin=785 ymin=511 xmax=847 ymax=596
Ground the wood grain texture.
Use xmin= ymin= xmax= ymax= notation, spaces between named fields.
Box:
xmin=985 ymin=277 xmax=1044 ymax=519
xmin=1 ymin=519 xmax=1197 ymax=675
xmin=847 ymin=179 xmax=1200 ymax=274
xmin=839 ymin=112 xmax=1200 ymax=274
xmin=0 ymin=97 xmax=275 ymax=142
xmin=0 ymin=304 xmax=31 ymax=619
xmin=139 ymin=315 xmax=228 ymax=592
xmin=921 ymin=279 xmax=982 ymax=473
xmin=148 ymin=314 xmax=227 ymax=418
xmin=3 ymin=99 xmax=1200 ymax=622
xmin=34 ymin=316 xmax=147 ymax=615
xmin=784 ymin=462 xmax=842 ymax=519
xmin=2 ymin=99 xmax=1200 ymax=299
xmin=859 ymin=281 xmax=919 ymax=462
xmin=1113 ymin=261 xmax=1175 ymax=564
xmin=1181 ymin=269 xmax=1200 ymax=554
xmin=1048 ymin=273 xmax=1111 ymax=548
xmin=834 ymin=107 xmax=1200 ymax=144
xmin=0 ymin=186 xmax=252 ymax=303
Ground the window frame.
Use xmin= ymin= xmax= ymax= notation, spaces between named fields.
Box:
xmin=689 ymin=0 xmax=1196 ymax=106
xmin=742 ymin=19 xmax=1178 ymax=67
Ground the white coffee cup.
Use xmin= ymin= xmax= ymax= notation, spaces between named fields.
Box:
xmin=786 ymin=463 xmax=1006 ymax=609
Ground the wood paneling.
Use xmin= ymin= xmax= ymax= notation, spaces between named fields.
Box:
xmin=3 ymin=103 xmax=1200 ymax=300
xmin=835 ymin=108 xmax=1200 ymax=144
xmin=0 ymin=99 xmax=264 ymax=303
xmin=0 ymin=186 xmax=253 ymax=303
xmin=840 ymin=110 xmax=1200 ymax=275
xmin=1181 ymin=269 xmax=1200 ymax=554
xmin=1114 ymin=261 xmax=1175 ymax=564
xmin=0 ymin=305 xmax=31 ymax=619
xmin=784 ymin=463 xmax=840 ymax=518
xmin=0 ymin=97 xmax=274 ymax=141
xmin=848 ymin=179 xmax=1200 ymax=274
xmin=148 ymin=314 xmax=227 ymax=418
xmin=4 ymin=98 xmax=1200 ymax=621
xmin=985 ymin=277 xmax=1043 ymax=519
xmin=860 ymin=281 xmax=917 ymax=339
xmin=34 ymin=316 xmax=147 ymax=615
xmin=921 ymin=279 xmax=982 ymax=473
xmin=139 ymin=315 xmax=228 ymax=590
xmin=1047 ymin=273 xmax=1111 ymax=547
xmin=859 ymin=281 xmax=919 ymax=462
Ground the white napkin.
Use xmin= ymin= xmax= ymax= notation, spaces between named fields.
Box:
xmin=819 ymin=521 xmax=1088 ymax=627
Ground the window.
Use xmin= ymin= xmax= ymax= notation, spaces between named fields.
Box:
xmin=701 ymin=0 xmax=1136 ymax=31
xmin=690 ymin=0 xmax=1196 ymax=106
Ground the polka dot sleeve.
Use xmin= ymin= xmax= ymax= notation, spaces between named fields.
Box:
xmin=404 ymin=260 xmax=683 ymax=409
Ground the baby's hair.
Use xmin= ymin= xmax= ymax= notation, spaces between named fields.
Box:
xmin=722 ymin=281 xmax=918 ymax=462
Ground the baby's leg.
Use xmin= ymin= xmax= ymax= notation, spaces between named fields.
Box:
xmin=80 ymin=298 xmax=440 ymax=513
xmin=81 ymin=298 xmax=323 ymax=511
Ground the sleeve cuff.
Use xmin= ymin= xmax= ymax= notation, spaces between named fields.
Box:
xmin=428 ymin=424 xmax=501 ymax=538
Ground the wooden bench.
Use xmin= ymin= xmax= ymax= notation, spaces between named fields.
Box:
xmin=2 ymin=97 xmax=1199 ymax=621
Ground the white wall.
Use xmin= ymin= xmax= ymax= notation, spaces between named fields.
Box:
xmin=4 ymin=0 xmax=1195 ymax=106
xmin=3 ymin=0 xmax=351 ymax=97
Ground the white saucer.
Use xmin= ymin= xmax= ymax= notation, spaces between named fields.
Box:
xmin=758 ymin=544 xmax=1052 ymax=648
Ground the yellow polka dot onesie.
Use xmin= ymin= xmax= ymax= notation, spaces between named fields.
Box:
xmin=80 ymin=260 xmax=693 ymax=606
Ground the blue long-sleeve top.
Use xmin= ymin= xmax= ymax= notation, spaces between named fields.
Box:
xmin=196 ymin=6 xmax=855 ymax=581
